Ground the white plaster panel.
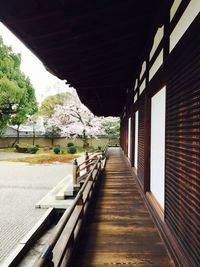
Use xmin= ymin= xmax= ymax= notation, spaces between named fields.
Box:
xmin=150 ymin=86 xmax=166 ymax=209
xmin=134 ymin=94 xmax=137 ymax=103
xmin=149 ymin=49 xmax=163 ymax=81
xmin=150 ymin=26 xmax=164 ymax=60
xmin=128 ymin=117 xmax=131 ymax=159
xmin=134 ymin=79 xmax=138 ymax=90
xmin=140 ymin=61 xmax=146 ymax=79
xmin=170 ymin=0 xmax=182 ymax=21
xmin=134 ymin=111 xmax=139 ymax=169
xmin=139 ymin=79 xmax=146 ymax=95
xmin=170 ymin=0 xmax=200 ymax=52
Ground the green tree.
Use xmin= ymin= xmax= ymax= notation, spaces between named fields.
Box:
xmin=45 ymin=124 xmax=61 ymax=147
xmin=40 ymin=92 xmax=75 ymax=117
xmin=0 ymin=36 xmax=38 ymax=135
xmin=11 ymin=78 xmax=38 ymax=144
xmin=0 ymin=76 xmax=23 ymax=134
xmin=101 ymin=118 xmax=120 ymax=137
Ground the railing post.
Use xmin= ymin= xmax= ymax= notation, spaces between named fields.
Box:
xmin=77 ymin=192 xmax=84 ymax=205
xmin=72 ymin=159 xmax=78 ymax=185
xmin=85 ymin=151 xmax=90 ymax=173
xmin=92 ymin=160 xmax=99 ymax=180
xmin=35 ymin=244 xmax=54 ymax=267
xmin=102 ymin=149 xmax=106 ymax=160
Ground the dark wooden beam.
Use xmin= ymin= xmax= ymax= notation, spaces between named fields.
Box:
xmin=53 ymin=55 xmax=138 ymax=79
xmin=22 ymin=15 xmax=146 ymax=42
xmin=37 ymin=31 xmax=140 ymax=57
xmin=3 ymin=1 xmax=144 ymax=24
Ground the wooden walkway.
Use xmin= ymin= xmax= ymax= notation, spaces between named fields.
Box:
xmin=70 ymin=148 xmax=174 ymax=267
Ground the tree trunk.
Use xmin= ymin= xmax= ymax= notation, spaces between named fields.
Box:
xmin=12 ymin=125 xmax=20 ymax=147
xmin=33 ymin=131 xmax=35 ymax=145
xmin=82 ymin=129 xmax=89 ymax=148
xmin=17 ymin=125 xmax=20 ymax=144
xmin=83 ymin=137 xmax=89 ymax=148
xmin=51 ymin=136 xmax=54 ymax=147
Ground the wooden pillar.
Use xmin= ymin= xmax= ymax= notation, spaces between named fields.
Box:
xmin=73 ymin=159 xmax=79 ymax=185
xmin=144 ymin=95 xmax=151 ymax=193
xmin=130 ymin=112 xmax=135 ymax=167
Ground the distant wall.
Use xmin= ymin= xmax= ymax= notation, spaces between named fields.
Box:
xmin=0 ymin=136 xmax=119 ymax=148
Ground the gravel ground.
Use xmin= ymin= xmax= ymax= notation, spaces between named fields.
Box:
xmin=0 ymin=161 xmax=73 ymax=264
xmin=0 ymin=151 xmax=44 ymax=159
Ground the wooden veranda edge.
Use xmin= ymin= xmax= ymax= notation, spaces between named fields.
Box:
xmin=126 ymin=157 xmax=193 ymax=267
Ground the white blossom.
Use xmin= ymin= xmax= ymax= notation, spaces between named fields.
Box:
xmin=44 ymin=99 xmax=105 ymax=139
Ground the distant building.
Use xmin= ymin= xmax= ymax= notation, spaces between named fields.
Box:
xmin=2 ymin=125 xmax=45 ymax=138
xmin=2 ymin=126 xmax=18 ymax=137
xmin=2 ymin=117 xmax=45 ymax=138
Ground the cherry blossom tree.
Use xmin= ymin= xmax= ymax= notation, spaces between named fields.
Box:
xmin=44 ymin=100 xmax=105 ymax=148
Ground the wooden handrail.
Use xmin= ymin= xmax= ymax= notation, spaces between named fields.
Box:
xmin=78 ymin=153 xmax=97 ymax=168
xmin=34 ymin=157 xmax=102 ymax=267
xmin=101 ymin=143 xmax=109 ymax=158
xmin=34 ymin=144 xmax=109 ymax=267
xmin=73 ymin=156 xmax=97 ymax=184
xmin=79 ymin=159 xmax=96 ymax=172
xmin=77 ymin=143 xmax=109 ymax=167
xmin=78 ymin=143 xmax=109 ymax=169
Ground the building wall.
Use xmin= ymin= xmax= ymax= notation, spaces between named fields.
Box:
xmin=137 ymin=100 xmax=145 ymax=189
xmin=121 ymin=3 xmax=200 ymax=267
xmin=150 ymin=86 xmax=166 ymax=210
xmin=0 ymin=137 xmax=118 ymax=149
xmin=165 ymin=23 xmax=200 ymax=266
xmin=3 ymin=127 xmax=17 ymax=137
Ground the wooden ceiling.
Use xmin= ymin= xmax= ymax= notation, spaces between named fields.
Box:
xmin=0 ymin=0 xmax=171 ymax=116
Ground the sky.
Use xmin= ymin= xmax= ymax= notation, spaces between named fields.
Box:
xmin=0 ymin=22 xmax=72 ymax=103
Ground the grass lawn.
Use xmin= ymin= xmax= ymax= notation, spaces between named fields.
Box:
xmin=0 ymin=147 xmax=101 ymax=164
xmin=0 ymin=146 xmax=102 ymax=164
xmin=0 ymin=147 xmax=16 ymax=152
xmin=0 ymin=147 xmax=79 ymax=164
xmin=2 ymin=154 xmax=78 ymax=164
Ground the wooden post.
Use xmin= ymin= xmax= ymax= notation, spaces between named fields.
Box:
xmin=72 ymin=159 xmax=78 ymax=185
xmin=92 ymin=161 xmax=99 ymax=180
xmin=77 ymin=192 xmax=84 ymax=205
xmin=36 ymin=244 xmax=54 ymax=267
xmin=85 ymin=151 xmax=89 ymax=173
xmin=144 ymin=95 xmax=151 ymax=193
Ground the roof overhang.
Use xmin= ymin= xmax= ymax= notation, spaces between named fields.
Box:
xmin=0 ymin=0 xmax=172 ymax=116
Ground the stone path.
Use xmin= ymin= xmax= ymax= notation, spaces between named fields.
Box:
xmin=0 ymin=161 xmax=72 ymax=264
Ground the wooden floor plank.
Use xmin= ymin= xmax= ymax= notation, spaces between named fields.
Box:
xmin=69 ymin=148 xmax=174 ymax=267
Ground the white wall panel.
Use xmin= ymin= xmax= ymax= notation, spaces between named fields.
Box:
xmin=134 ymin=94 xmax=137 ymax=103
xmin=139 ymin=79 xmax=146 ymax=95
xmin=149 ymin=49 xmax=163 ymax=81
xmin=150 ymin=26 xmax=164 ymax=60
xmin=170 ymin=0 xmax=181 ymax=21
xmin=134 ymin=111 xmax=139 ymax=169
xmin=170 ymin=0 xmax=200 ymax=52
xmin=140 ymin=61 xmax=146 ymax=79
xmin=134 ymin=79 xmax=138 ymax=91
xmin=128 ymin=117 xmax=131 ymax=159
xmin=150 ymin=86 xmax=166 ymax=209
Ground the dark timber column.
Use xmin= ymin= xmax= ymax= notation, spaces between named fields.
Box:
xmin=130 ymin=112 xmax=135 ymax=166
xmin=144 ymin=96 xmax=151 ymax=193
xmin=165 ymin=16 xmax=200 ymax=267
xmin=120 ymin=119 xmax=123 ymax=150
xmin=137 ymin=99 xmax=145 ymax=190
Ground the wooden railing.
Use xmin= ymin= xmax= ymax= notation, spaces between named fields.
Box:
xmin=73 ymin=144 xmax=108 ymax=185
xmin=34 ymin=145 xmax=108 ymax=267
xmin=73 ymin=153 xmax=98 ymax=185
